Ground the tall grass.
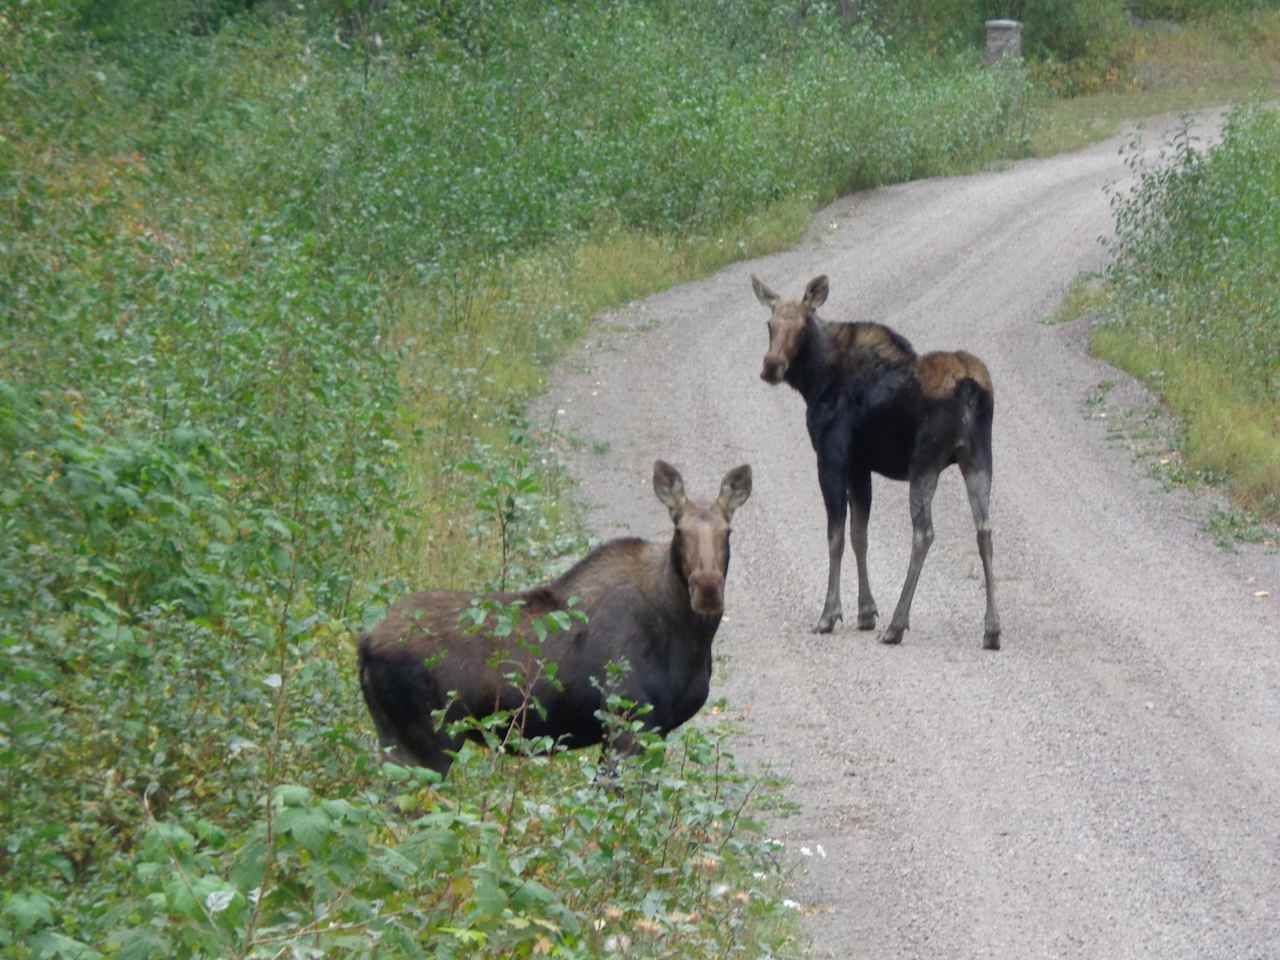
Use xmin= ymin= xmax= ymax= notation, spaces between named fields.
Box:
xmin=1098 ymin=105 xmax=1280 ymax=517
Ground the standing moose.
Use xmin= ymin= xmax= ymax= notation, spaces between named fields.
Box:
xmin=358 ymin=459 xmax=753 ymax=776
xmin=752 ymin=274 xmax=1001 ymax=649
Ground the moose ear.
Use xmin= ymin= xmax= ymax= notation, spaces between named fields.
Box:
xmin=716 ymin=464 xmax=752 ymax=518
xmin=751 ymin=274 xmax=779 ymax=309
xmin=653 ymin=460 xmax=687 ymax=521
xmin=802 ymin=275 xmax=829 ymax=310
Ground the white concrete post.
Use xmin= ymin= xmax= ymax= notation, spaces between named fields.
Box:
xmin=984 ymin=19 xmax=1023 ymax=64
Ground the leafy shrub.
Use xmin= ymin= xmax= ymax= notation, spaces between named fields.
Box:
xmin=866 ymin=0 xmax=1133 ymax=93
xmin=1131 ymin=0 xmax=1280 ymax=18
xmin=2 ymin=0 xmax=1035 ymax=954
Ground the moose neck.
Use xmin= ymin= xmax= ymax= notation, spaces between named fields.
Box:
xmin=783 ymin=319 xmax=837 ymax=401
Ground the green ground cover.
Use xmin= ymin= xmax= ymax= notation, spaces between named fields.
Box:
xmin=1097 ymin=104 xmax=1280 ymax=519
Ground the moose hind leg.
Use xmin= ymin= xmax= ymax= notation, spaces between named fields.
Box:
xmin=814 ymin=459 xmax=849 ymax=633
xmin=849 ymin=471 xmax=878 ymax=630
xmin=960 ymin=458 xmax=1001 ymax=650
xmin=882 ymin=469 xmax=939 ymax=645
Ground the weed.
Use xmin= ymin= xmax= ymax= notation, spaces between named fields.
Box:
xmin=1049 ymin=273 xmax=1111 ymax=324
xmin=1206 ymin=506 xmax=1274 ymax=550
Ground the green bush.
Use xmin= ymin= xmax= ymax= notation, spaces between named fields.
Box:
xmin=1101 ymin=106 xmax=1280 ymax=514
xmin=868 ymin=0 xmax=1131 ymax=59
xmin=1131 ymin=0 xmax=1280 ymax=18
xmin=2 ymin=0 xmax=1035 ymax=954
xmin=1107 ymin=107 xmax=1280 ymax=398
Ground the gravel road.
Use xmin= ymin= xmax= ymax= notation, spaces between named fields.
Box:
xmin=535 ymin=111 xmax=1280 ymax=959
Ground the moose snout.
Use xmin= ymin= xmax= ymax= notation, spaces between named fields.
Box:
xmin=689 ymin=572 xmax=725 ymax=616
xmin=761 ymin=356 xmax=787 ymax=384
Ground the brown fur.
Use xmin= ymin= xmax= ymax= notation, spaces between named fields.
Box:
xmin=916 ymin=350 xmax=994 ymax=400
xmin=829 ymin=322 xmax=917 ymax=368
xmin=358 ymin=461 xmax=753 ymax=775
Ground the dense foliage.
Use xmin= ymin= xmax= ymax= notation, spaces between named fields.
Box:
xmin=1100 ymin=105 xmax=1280 ymax=516
xmin=871 ymin=0 xmax=1280 ymax=93
xmin=2 ymin=0 xmax=1036 ymax=956
xmin=1130 ymin=0 xmax=1280 ymax=17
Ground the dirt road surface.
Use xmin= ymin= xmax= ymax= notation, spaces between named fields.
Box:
xmin=536 ymin=112 xmax=1280 ymax=958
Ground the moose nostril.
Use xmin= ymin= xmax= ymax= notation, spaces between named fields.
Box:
xmin=761 ymin=356 xmax=786 ymax=383
xmin=690 ymin=574 xmax=725 ymax=614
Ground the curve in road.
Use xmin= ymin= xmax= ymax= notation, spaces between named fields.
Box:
xmin=537 ymin=111 xmax=1280 ymax=959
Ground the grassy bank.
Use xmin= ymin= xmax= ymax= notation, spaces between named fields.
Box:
xmin=1095 ymin=104 xmax=1280 ymax=520
xmin=1029 ymin=10 xmax=1280 ymax=155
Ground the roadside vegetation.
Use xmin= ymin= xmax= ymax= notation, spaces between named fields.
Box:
xmin=1096 ymin=105 xmax=1280 ymax=521
xmin=2 ymin=0 xmax=1278 ymax=956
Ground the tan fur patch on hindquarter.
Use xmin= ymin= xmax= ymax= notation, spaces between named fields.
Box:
xmin=916 ymin=350 xmax=993 ymax=399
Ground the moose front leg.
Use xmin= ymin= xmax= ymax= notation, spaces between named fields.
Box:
xmin=882 ymin=468 xmax=939 ymax=645
xmin=849 ymin=470 xmax=878 ymax=630
xmin=814 ymin=458 xmax=849 ymax=633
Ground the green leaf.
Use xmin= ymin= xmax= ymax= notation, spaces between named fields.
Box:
xmin=438 ymin=926 xmax=488 ymax=945
xmin=4 ymin=891 xmax=55 ymax=932
xmin=107 ymin=927 xmax=171 ymax=960
xmin=26 ymin=931 xmax=102 ymax=959
xmin=473 ymin=867 xmax=507 ymax=918
xmin=276 ymin=805 xmax=331 ymax=853
xmin=230 ymin=839 xmax=269 ymax=891
xmin=141 ymin=823 xmax=197 ymax=865
xmin=112 ymin=485 xmax=143 ymax=509
xmin=272 ymin=784 xmax=311 ymax=807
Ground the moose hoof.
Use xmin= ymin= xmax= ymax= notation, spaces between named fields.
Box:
xmin=812 ymin=613 xmax=842 ymax=634
xmin=857 ymin=611 xmax=878 ymax=631
xmin=879 ymin=626 xmax=905 ymax=645
xmin=983 ymin=631 xmax=1001 ymax=651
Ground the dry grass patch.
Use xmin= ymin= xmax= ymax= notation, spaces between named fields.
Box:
xmin=1030 ymin=12 xmax=1280 ymax=156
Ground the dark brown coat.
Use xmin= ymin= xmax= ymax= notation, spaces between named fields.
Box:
xmin=358 ymin=460 xmax=752 ymax=775
xmin=752 ymin=273 xmax=1001 ymax=649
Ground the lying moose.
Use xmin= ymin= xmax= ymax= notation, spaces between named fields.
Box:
xmin=752 ymin=273 xmax=1001 ymax=649
xmin=358 ymin=459 xmax=752 ymax=775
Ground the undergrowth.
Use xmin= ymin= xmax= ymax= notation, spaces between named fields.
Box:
xmin=0 ymin=1 xmax=1037 ymax=955
xmin=14 ymin=0 xmax=1272 ymax=955
xmin=1026 ymin=10 xmax=1280 ymax=156
xmin=1097 ymin=106 xmax=1280 ymax=519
